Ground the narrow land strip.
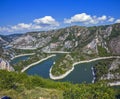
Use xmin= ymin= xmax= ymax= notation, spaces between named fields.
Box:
xmin=49 ymin=56 xmax=120 ymax=81
xmin=11 ymin=53 xmax=35 ymax=60
xmin=21 ymin=54 xmax=56 ymax=72
xmin=46 ymin=51 xmax=70 ymax=54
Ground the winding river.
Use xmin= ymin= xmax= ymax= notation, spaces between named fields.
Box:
xmin=11 ymin=54 xmax=97 ymax=83
xmin=58 ymin=61 xmax=98 ymax=83
xmin=11 ymin=54 xmax=120 ymax=84
xmin=25 ymin=56 xmax=56 ymax=78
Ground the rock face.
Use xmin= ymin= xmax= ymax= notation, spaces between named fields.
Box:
xmin=101 ymin=59 xmax=120 ymax=80
xmin=0 ymin=37 xmax=7 ymax=45
xmin=109 ymin=36 xmax=120 ymax=55
xmin=1 ymin=23 xmax=120 ymax=55
xmin=0 ymin=58 xmax=14 ymax=71
xmin=10 ymin=34 xmax=37 ymax=49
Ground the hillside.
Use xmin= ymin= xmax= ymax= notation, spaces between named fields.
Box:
xmin=0 ymin=23 xmax=120 ymax=98
xmin=0 ymin=70 xmax=118 ymax=99
xmin=4 ymin=23 xmax=118 ymax=55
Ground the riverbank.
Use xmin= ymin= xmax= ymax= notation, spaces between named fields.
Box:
xmin=11 ymin=53 xmax=35 ymax=60
xmin=91 ymin=67 xmax=95 ymax=83
xmin=46 ymin=51 xmax=70 ymax=54
xmin=16 ymin=47 xmax=37 ymax=50
xmin=49 ymin=65 xmax=74 ymax=80
xmin=21 ymin=54 xmax=56 ymax=72
xmin=49 ymin=56 xmax=120 ymax=80
xmin=109 ymin=81 xmax=120 ymax=86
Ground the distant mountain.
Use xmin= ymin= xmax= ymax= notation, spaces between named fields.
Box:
xmin=0 ymin=34 xmax=23 ymax=43
xmin=0 ymin=23 xmax=120 ymax=56
xmin=0 ymin=34 xmax=23 ymax=60
xmin=8 ymin=23 xmax=120 ymax=55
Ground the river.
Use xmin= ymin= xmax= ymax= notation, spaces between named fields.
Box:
xmin=11 ymin=54 xmax=99 ymax=83
xmin=58 ymin=61 xmax=98 ymax=83
xmin=25 ymin=56 xmax=56 ymax=78
xmin=10 ymin=55 xmax=30 ymax=64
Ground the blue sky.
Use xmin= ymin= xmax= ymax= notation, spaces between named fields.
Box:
xmin=0 ymin=0 xmax=120 ymax=35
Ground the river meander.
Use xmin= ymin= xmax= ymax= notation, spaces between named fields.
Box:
xmin=11 ymin=54 xmax=100 ymax=83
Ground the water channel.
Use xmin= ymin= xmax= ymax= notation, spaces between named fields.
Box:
xmin=11 ymin=54 xmax=99 ymax=83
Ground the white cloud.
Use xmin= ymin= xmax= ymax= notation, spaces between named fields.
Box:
xmin=31 ymin=24 xmax=42 ymax=29
xmin=64 ymin=13 xmax=108 ymax=25
xmin=0 ymin=27 xmax=10 ymax=32
xmin=11 ymin=23 xmax=32 ymax=30
xmin=11 ymin=23 xmax=42 ymax=31
xmin=33 ymin=16 xmax=59 ymax=26
xmin=0 ymin=23 xmax=42 ymax=34
xmin=97 ymin=15 xmax=107 ymax=21
xmin=0 ymin=16 xmax=59 ymax=34
xmin=115 ymin=19 xmax=120 ymax=23
xmin=108 ymin=17 xmax=115 ymax=22
xmin=0 ymin=14 xmax=118 ymax=34
xmin=64 ymin=13 xmax=92 ymax=24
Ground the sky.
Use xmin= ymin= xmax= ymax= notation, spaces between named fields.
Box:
xmin=0 ymin=0 xmax=120 ymax=35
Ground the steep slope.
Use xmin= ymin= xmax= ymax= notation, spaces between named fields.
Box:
xmin=0 ymin=58 xmax=14 ymax=71
xmin=9 ymin=23 xmax=120 ymax=55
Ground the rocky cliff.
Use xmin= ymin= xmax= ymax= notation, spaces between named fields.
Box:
xmin=1 ymin=23 xmax=120 ymax=56
xmin=0 ymin=58 xmax=14 ymax=71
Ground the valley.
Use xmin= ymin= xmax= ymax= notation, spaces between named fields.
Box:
xmin=0 ymin=23 xmax=120 ymax=98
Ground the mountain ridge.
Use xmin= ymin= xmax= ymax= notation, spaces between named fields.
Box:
xmin=3 ymin=23 xmax=118 ymax=55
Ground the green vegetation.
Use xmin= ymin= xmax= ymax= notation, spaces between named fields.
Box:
xmin=110 ymin=27 xmax=120 ymax=39
xmin=93 ymin=58 xmax=120 ymax=84
xmin=110 ymin=64 xmax=120 ymax=74
xmin=13 ymin=48 xmax=35 ymax=55
xmin=88 ymin=26 xmax=97 ymax=33
xmin=0 ymin=70 xmax=119 ymax=99
xmin=51 ymin=54 xmax=73 ymax=76
xmin=93 ymin=60 xmax=112 ymax=81
xmin=0 ymin=46 xmax=4 ymax=58
xmin=51 ymin=52 xmax=98 ymax=76
xmin=97 ymin=46 xmax=111 ymax=57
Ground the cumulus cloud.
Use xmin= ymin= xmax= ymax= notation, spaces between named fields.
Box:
xmin=11 ymin=23 xmax=42 ymax=31
xmin=115 ymin=19 xmax=120 ymax=23
xmin=64 ymin=13 xmax=92 ymax=24
xmin=0 ymin=16 xmax=59 ymax=34
xmin=64 ymin=13 xmax=108 ymax=25
xmin=33 ymin=16 xmax=59 ymax=26
xmin=0 ymin=14 xmax=119 ymax=34
xmin=108 ymin=17 xmax=115 ymax=22
xmin=11 ymin=23 xmax=32 ymax=30
xmin=97 ymin=15 xmax=107 ymax=21
xmin=0 ymin=27 xmax=10 ymax=32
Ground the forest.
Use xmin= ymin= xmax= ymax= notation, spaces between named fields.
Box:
xmin=0 ymin=70 xmax=119 ymax=99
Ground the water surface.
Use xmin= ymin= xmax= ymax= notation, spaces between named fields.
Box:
xmin=11 ymin=54 xmax=101 ymax=83
xmin=10 ymin=55 xmax=30 ymax=64
xmin=26 ymin=56 xmax=56 ymax=78
xmin=58 ymin=61 xmax=98 ymax=83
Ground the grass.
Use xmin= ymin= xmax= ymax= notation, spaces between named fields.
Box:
xmin=0 ymin=87 xmax=63 ymax=99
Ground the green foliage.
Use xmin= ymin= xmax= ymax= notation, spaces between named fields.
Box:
xmin=109 ymin=28 xmax=120 ymax=39
xmin=88 ymin=26 xmax=97 ymax=33
xmin=0 ymin=45 xmax=3 ymax=57
xmin=63 ymin=83 xmax=115 ymax=99
xmin=14 ymin=49 xmax=35 ymax=55
xmin=93 ymin=60 xmax=112 ymax=81
xmin=97 ymin=46 xmax=110 ymax=57
xmin=51 ymin=54 xmax=73 ymax=76
xmin=65 ymin=32 xmax=75 ymax=41
xmin=0 ymin=70 xmax=118 ymax=99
